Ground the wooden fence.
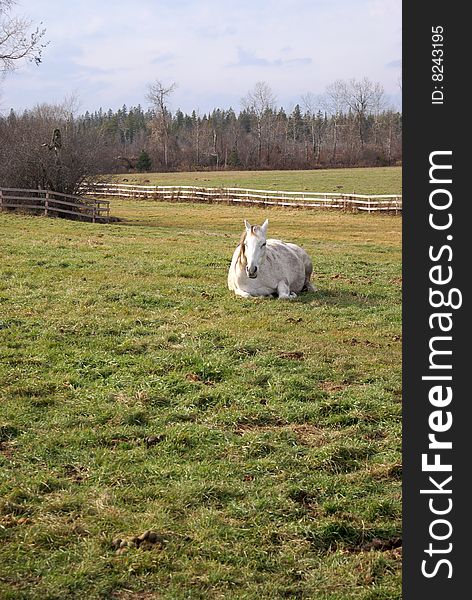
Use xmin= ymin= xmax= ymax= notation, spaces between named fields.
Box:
xmin=0 ymin=188 xmax=110 ymax=222
xmin=82 ymin=183 xmax=402 ymax=213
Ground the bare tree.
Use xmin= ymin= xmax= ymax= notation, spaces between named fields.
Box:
xmin=0 ymin=99 xmax=110 ymax=194
xmin=146 ymin=79 xmax=176 ymax=168
xmin=322 ymin=80 xmax=345 ymax=163
xmin=302 ymin=92 xmax=328 ymax=164
xmin=0 ymin=0 xmax=47 ymax=74
xmin=338 ymin=77 xmax=385 ymax=148
xmin=242 ymin=81 xmax=277 ymax=165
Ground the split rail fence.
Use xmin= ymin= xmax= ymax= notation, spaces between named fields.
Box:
xmin=0 ymin=188 xmax=110 ymax=222
xmin=82 ymin=183 xmax=402 ymax=213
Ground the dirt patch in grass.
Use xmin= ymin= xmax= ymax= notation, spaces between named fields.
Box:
xmin=367 ymin=463 xmax=402 ymax=481
xmin=0 ymin=440 xmax=16 ymax=459
xmin=63 ymin=464 xmax=89 ymax=483
xmin=277 ymin=351 xmax=305 ymax=360
xmin=319 ymin=381 xmax=348 ymax=393
xmin=359 ymin=537 xmax=402 ymax=553
xmin=112 ymin=592 xmax=160 ymax=600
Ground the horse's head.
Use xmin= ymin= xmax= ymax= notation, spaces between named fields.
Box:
xmin=241 ymin=219 xmax=269 ymax=278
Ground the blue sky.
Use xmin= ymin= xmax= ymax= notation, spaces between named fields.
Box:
xmin=1 ymin=0 xmax=401 ymax=115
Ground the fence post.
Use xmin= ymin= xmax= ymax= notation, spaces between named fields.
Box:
xmin=92 ymin=202 xmax=96 ymax=223
xmin=0 ymin=188 xmax=3 ymax=211
xmin=45 ymin=190 xmax=49 ymax=217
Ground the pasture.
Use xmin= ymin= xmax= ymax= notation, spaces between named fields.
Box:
xmin=112 ymin=166 xmax=402 ymax=196
xmin=0 ymin=199 xmax=401 ymax=599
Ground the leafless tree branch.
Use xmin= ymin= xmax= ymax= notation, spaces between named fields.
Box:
xmin=0 ymin=0 xmax=48 ymax=73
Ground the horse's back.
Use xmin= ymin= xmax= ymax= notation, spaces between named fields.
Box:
xmin=284 ymin=241 xmax=313 ymax=273
xmin=269 ymin=240 xmax=313 ymax=287
xmin=268 ymin=240 xmax=311 ymax=268
xmin=265 ymin=240 xmax=306 ymax=286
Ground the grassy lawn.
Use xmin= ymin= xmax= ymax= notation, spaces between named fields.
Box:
xmin=0 ymin=200 xmax=401 ymax=599
xmin=111 ymin=166 xmax=402 ymax=196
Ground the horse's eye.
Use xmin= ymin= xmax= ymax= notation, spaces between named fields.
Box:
xmin=261 ymin=242 xmax=266 ymax=247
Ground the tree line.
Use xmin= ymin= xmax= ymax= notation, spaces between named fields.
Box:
xmin=74 ymin=78 xmax=401 ymax=172
xmin=0 ymin=78 xmax=401 ymax=194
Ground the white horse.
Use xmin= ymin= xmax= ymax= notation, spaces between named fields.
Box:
xmin=228 ymin=219 xmax=315 ymax=299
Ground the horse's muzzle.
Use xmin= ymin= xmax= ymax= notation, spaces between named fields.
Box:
xmin=246 ymin=266 xmax=258 ymax=278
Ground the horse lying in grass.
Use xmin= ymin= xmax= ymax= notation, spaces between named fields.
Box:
xmin=227 ymin=219 xmax=316 ymax=299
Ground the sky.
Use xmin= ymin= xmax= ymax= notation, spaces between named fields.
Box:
xmin=0 ymin=0 xmax=402 ymax=116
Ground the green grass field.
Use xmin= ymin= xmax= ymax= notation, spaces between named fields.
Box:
xmin=112 ymin=166 xmax=402 ymax=196
xmin=0 ymin=194 xmax=401 ymax=599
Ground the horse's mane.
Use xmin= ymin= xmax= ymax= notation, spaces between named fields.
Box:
xmin=237 ymin=230 xmax=247 ymax=267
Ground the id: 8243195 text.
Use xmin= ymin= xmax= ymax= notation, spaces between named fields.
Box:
xmin=431 ymin=25 xmax=444 ymax=105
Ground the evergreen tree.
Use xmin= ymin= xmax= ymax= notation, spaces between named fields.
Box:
xmin=136 ymin=149 xmax=152 ymax=172
xmin=227 ymin=147 xmax=241 ymax=167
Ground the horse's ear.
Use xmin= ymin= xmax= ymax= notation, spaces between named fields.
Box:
xmin=261 ymin=219 xmax=269 ymax=234
xmin=244 ymin=219 xmax=251 ymax=231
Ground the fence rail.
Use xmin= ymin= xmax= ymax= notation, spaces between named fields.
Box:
xmin=0 ymin=188 xmax=110 ymax=222
xmin=82 ymin=183 xmax=402 ymax=213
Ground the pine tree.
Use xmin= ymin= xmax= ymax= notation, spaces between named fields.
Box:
xmin=227 ymin=147 xmax=241 ymax=167
xmin=136 ymin=150 xmax=152 ymax=172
